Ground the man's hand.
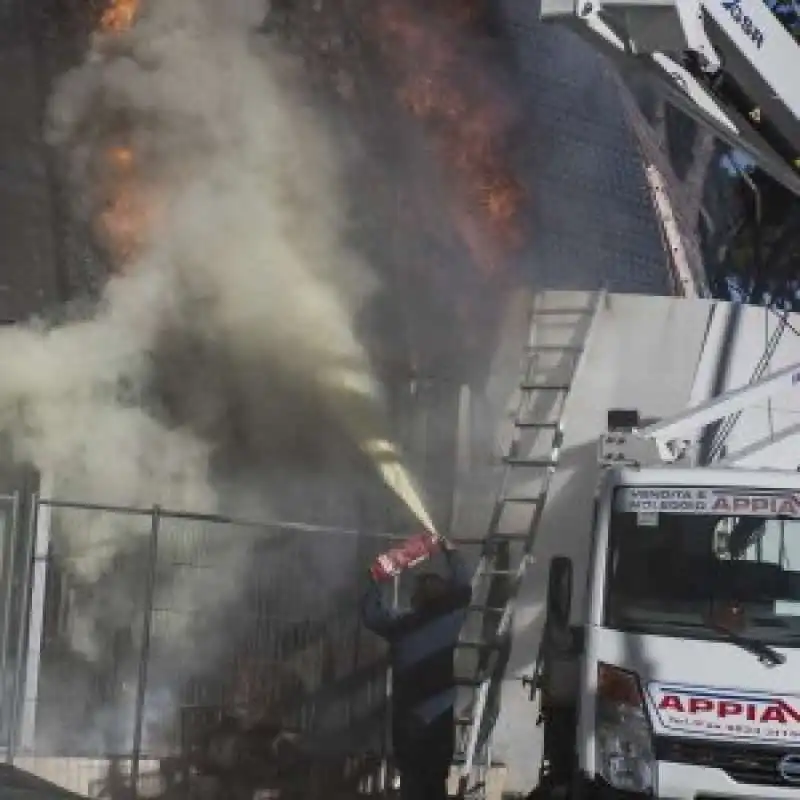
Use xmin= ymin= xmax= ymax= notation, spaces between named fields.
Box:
xmin=368 ymin=563 xmax=386 ymax=582
xmin=439 ymin=535 xmax=456 ymax=552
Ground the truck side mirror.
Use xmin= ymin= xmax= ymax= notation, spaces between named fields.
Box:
xmin=547 ymin=556 xmax=573 ymax=629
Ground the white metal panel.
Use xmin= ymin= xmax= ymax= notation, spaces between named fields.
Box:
xmin=706 ymin=0 xmax=800 ymax=114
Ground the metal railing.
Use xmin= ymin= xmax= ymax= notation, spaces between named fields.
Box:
xmin=2 ymin=496 xmax=425 ymax=798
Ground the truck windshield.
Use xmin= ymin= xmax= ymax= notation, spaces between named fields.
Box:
xmin=605 ymin=487 xmax=800 ymax=645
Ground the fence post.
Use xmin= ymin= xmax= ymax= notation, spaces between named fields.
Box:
xmin=18 ymin=484 xmax=53 ymax=756
xmin=379 ymin=575 xmax=400 ymax=793
xmin=0 ymin=493 xmax=19 ymax=755
xmin=8 ymin=493 xmax=39 ymax=764
xmin=131 ymin=506 xmax=161 ymax=797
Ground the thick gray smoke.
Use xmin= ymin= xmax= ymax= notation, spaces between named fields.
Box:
xmin=2 ymin=0 xmax=410 ymax=751
xmin=32 ymin=0 xmax=382 ymax=578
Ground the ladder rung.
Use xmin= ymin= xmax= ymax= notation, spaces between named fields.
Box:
xmin=530 ymin=307 xmax=594 ymax=316
xmin=455 ymin=676 xmax=485 ymax=688
xmin=457 ymin=639 xmax=499 ymax=650
xmin=489 ymin=532 xmax=529 ymax=542
xmin=503 ymin=457 xmax=557 ymax=467
xmin=451 ymin=754 xmax=505 ymax=766
xmin=456 ymin=715 xmax=500 ymax=728
xmin=500 ymin=495 xmax=541 ymax=504
xmin=520 ymin=383 xmax=570 ymax=392
xmin=526 ymin=344 xmax=583 ymax=352
xmin=467 ymin=604 xmax=505 ymax=614
xmin=514 ymin=420 xmax=559 ymax=429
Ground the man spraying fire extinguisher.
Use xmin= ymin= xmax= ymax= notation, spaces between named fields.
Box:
xmin=361 ymin=532 xmax=472 ymax=800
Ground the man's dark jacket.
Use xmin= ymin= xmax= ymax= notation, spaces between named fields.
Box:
xmin=361 ymin=549 xmax=472 ymax=767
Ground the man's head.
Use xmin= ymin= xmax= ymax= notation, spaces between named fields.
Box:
xmin=411 ymin=571 xmax=450 ymax=611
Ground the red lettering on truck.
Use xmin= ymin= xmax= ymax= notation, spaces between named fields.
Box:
xmin=689 ymin=698 xmax=714 ymax=714
xmin=657 ymin=694 xmax=800 ymax=724
xmin=718 ymin=701 xmax=742 ymax=718
xmin=659 ymin=695 xmax=684 ymax=712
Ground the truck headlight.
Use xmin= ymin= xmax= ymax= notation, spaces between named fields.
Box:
xmin=595 ymin=662 xmax=655 ymax=794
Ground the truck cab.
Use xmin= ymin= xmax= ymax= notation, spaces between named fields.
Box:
xmin=537 ymin=464 xmax=800 ymax=798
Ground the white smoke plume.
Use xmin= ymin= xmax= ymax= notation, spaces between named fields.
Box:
xmin=19 ymin=0 xmax=385 ymax=571
xmin=0 ymin=0 xmax=424 ymax=748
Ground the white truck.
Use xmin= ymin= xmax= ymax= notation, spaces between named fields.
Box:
xmin=532 ymin=363 xmax=800 ymax=798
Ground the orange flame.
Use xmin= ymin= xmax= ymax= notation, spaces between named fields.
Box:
xmin=98 ymin=183 xmax=154 ymax=265
xmin=106 ymin=144 xmax=135 ymax=171
xmin=95 ymin=0 xmax=148 ymax=264
xmin=100 ymin=0 xmax=139 ymax=33
xmin=96 ymin=143 xmax=162 ymax=267
xmin=371 ymin=0 xmax=525 ymax=276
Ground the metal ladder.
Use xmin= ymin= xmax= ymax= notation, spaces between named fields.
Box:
xmin=452 ymin=291 xmax=603 ymax=799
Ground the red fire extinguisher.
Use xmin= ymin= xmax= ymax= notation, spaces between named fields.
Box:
xmin=370 ymin=530 xmax=442 ymax=582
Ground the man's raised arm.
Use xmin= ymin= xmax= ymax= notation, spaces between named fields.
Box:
xmin=360 ymin=577 xmax=402 ymax=638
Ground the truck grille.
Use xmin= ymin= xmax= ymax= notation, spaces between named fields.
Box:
xmin=655 ymin=736 xmax=800 ymax=786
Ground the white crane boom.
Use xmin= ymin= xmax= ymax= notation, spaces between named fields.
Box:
xmin=600 ymin=359 xmax=800 ymax=465
xmin=540 ymin=0 xmax=800 ymax=195
xmin=643 ymin=359 xmax=800 ymax=442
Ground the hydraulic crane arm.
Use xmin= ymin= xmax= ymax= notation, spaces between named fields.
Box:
xmin=600 ymin=360 xmax=800 ymax=465
xmin=643 ymin=358 xmax=800 ymax=441
xmin=540 ymin=0 xmax=800 ymax=195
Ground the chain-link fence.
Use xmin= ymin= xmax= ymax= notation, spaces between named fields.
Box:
xmin=7 ymin=496 xmax=432 ymax=798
